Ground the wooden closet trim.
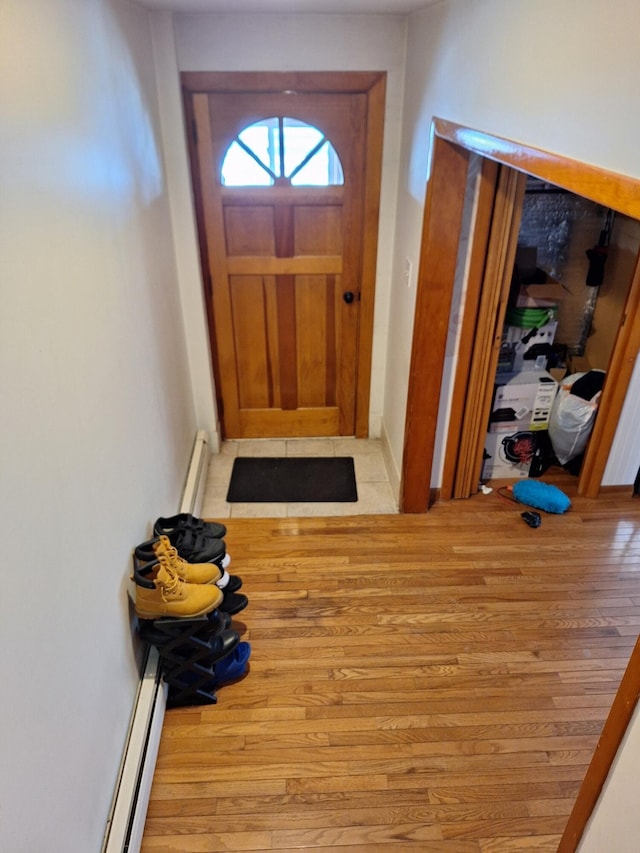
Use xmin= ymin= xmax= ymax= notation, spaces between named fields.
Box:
xmin=440 ymin=158 xmax=498 ymax=500
xmin=436 ymin=118 xmax=640 ymax=220
xmin=453 ymin=167 xmax=526 ymax=498
xmin=579 ymin=250 xmax=640 ymax=495
xmin=400 ymin=133 xmax=469 ymax=511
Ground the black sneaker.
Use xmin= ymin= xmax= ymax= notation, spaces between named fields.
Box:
xmin=224 ymin=574 xmax=243 ymax=594
xmin=158 ymin=525 xmax=228 ymax=566
xmin=154 ymin=512 xmax=227 ymax=541
xmin=219 ymin=590 xmax=249 ymax=616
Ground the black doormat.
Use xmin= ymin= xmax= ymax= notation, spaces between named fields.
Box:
xmin=226 ymin=457 xmax=358 ymax=503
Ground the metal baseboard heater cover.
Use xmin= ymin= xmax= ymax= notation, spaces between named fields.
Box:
xmin=103 ymin=430 xmax=210 ymax=852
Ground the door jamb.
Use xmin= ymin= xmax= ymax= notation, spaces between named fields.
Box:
xmin=450 ymin=166 xmax=527 ymax=499
xmin=181 ymin=71 xmax=386 ymax=439
xmin=440 ymin=156 xmax=499 ymax=500
xmin=399 ymin=131 xmax=470 ymax=511
xmin=401 ymin=118 xmax=640 ymax=512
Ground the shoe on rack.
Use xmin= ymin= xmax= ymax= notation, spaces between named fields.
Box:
xmin=159 ymin=629 xmax=241 ymax=682
xmin=210 ymin=566 xmax=241 ymax=593
xmin=132 ymin=558 xmax=222 ymax=620
xmin=153 ymin=512 xmax=227 ymax=542
xmin=167 ymin=641 xmax=251 ymax=694
xmin=218 ymin=589 xmax=249 ymax=616
xmin=135 ymin=536 xmax=242 ymax=593
xmin=212 ymin=641 xmax=251 ymax=683
xmin=134 ymin=536 xmax=222 ymax=585
xmin=223 ymin=574 xmax=243 ymax=594
xmin=155 ymin=523 xmax=228 ymax=568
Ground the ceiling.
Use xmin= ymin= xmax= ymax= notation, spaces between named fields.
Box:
xmin=135 ymin=0 xmax=438 ymax=14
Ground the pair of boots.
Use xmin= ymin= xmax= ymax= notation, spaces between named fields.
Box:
xmin=154 ymin=511 xmax=239 ymax=593
xmin=132 ymin=513 xmax=246 ymax=620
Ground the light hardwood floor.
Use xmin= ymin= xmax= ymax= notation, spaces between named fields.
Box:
xmin=142 ymin=484 xmax=640 ymax=852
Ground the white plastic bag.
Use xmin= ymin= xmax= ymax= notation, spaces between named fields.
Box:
xmin=548 ymin=372 xmax=603 ymax=465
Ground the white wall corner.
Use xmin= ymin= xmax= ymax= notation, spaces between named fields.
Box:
xmin=380 ymin=419 xmax=401 ymax=506
xmin=179 ymin=429 xmax=211 ymax=516
xmin=149 ymin=10 xmax=220 ymax=446
xmin=368 ymin=414 xmax=382 ymax=439
xmin=104 ymin=429 xmax=211 ymax=853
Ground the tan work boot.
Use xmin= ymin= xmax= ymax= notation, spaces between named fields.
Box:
xmin=134 ymin=535 xmax=222 ymax=585
xmin=133 ymin=557 xmax=223 ymax=620
xmin=153 ymin=535 xmax=223 ymax=585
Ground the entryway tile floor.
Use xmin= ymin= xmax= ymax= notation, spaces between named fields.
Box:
xmin=201 ymin=437 xmax=398 ymax=518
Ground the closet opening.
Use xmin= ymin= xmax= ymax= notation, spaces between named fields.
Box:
xmin=401 ymin=120 xmax=640 ymax=512
xmin=478 ymin=176 xmax=639 ymax=489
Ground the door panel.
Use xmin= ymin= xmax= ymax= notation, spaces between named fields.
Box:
xmin=224 ymin=206 xmax=274 ymax=254
xmin=190 ymin=87 xmax=370 ymax=438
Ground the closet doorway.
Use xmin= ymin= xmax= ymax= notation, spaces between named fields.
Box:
xmin=401 ymin=120 xmax=640 ymax=512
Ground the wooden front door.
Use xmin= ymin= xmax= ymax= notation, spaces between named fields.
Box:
xmin=185 ymin=74 xmax=385 ymax=439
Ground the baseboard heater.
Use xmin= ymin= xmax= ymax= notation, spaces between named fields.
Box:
xmin=103 ymin=430 xmax=210 ymax=853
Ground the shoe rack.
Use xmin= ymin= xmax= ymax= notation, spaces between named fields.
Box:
xmin=131 ymin=514 xmax=250 ymax=707
xmin=137 ymin=610 xmax=248 ymax=707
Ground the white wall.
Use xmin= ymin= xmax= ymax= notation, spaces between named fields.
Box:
xmin=150 ymin=11 xmax=220 ymax=445
xmin=172 ymin=11 xmax=408 ymax=439
xmin=0 ymin=1 xmax=194 ymax=849
xmin=387 ymin=0 xmax=640 ymax=488
xmin=578 ymin=699 xmax=640 ymax=852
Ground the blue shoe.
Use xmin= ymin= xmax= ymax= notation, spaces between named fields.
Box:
xmin=213 ymin=642 xmax=251 ymax=684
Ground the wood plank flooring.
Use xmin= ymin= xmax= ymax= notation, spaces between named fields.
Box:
xmin=142 ymin=485 xmax=640 ymax=852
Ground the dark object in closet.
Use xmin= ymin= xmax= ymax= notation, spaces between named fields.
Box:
xmin=585 ymin=210 xmax=615 ymax=286
xmin=528 ymin=431 xmax=558 ymax=478
xmin=563 ymin=452 xmax=585 ymax=477
xmin=490 ymin=407 xmax=518 ymax=423
xmin=570 ymin=370 xmax=606 ymax=401
xmin=585 ymin=245 xmax=608 ymax=286
xmin=522 ymin=343 xmax=554 ymax=363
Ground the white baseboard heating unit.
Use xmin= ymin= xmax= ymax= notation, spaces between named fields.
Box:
xmin=103 ymin=430 xmax=210 ymax=853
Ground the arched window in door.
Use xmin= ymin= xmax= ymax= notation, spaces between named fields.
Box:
xmin=221 ymin=116 xmax=344 ymax=187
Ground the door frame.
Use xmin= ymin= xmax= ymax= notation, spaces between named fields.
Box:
xmin=401 ymin=118 xmax=640 ymax=512
xmin=181 ymin=71 xmax=386 ymax=439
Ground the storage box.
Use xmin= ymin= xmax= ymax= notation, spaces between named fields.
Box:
xmin=516 ymin=282 xmax=567 ymax=308
xmin=482 ymin=430 xmax=538 ymax=480
xmin=488 ymin=370 xmax=558 ymax=434
xmin=497 ymin=320 xmax=558 ymax=373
